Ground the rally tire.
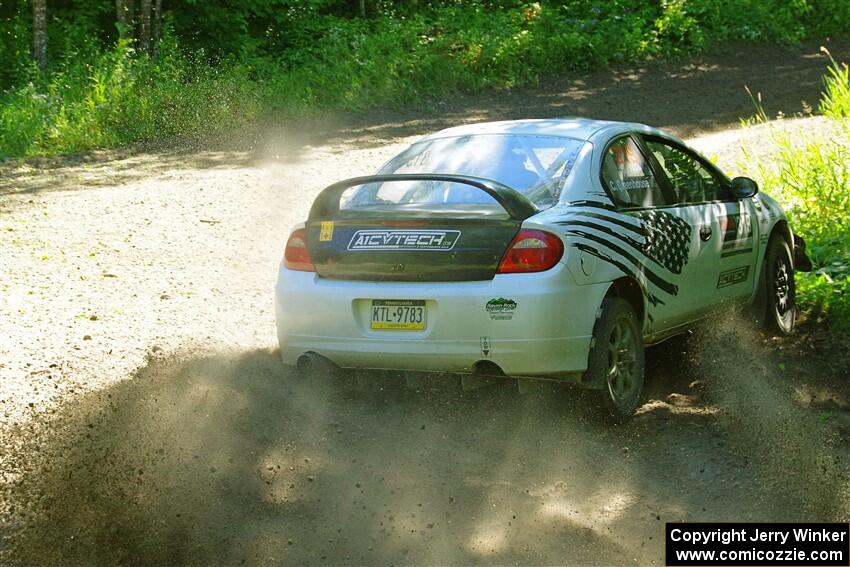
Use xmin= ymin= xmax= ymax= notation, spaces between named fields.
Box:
xmin=585 ymin=297 xmax=645 ymax=422
xmin=761 ymin=236 xmax=796 ymax=335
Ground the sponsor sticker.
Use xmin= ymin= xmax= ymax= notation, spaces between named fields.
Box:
xmin=612 ymin=177 xmax=653 ymax=191
xmin=486 ymin=298 xmax=517 ymax=321
xmin=720 ymin=211 xmax=753 ymax=249
xmin=717 ymin=266 xmax=749 ymax=288
xmin=480 ymin=336 xmax=491 ymax=358
xmin=319 ymin=221 xmax=334 ymax=242
xmin=347 ymin=230 xmax=460 ymax=251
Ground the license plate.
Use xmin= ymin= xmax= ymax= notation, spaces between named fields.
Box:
xmin=370 ymin=299 xmax=426 ymax=330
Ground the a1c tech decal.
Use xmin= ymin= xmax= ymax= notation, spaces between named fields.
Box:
xmin=347 ymin=229 xmax=460 ymax=251
xmin=717 ymin=266 xmax=750 ymax=288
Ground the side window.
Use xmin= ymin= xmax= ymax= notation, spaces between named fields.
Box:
xmin=601 ymin=136 xmax=667 ymax=208
xmin=643 ymin=139 xmax=728 ymax=204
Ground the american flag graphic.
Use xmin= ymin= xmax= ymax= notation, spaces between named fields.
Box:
xmin=558 ymin=204 xmax=694 ymax=297
xmin=632 ymin=210 xmax=692 ymax=274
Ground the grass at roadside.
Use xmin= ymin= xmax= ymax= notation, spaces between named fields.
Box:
xmin=741 ymin=53 xmax=850 ymax=330
xmin=2 ymin=0 xmax=850 ymax=158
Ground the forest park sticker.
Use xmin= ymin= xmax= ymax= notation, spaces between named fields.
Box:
xmin=486 ymin=298 xmax=517 ymax=320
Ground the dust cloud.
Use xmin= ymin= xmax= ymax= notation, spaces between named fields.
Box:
xmin=4 ymin=329 xmax=846 ymax=565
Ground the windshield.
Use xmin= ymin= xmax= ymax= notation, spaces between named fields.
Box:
xmin=340 ymin=134 xmax=584 ymax=210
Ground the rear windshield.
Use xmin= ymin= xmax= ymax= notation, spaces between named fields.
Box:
xmin=340 ymin=134 xmax=584 ymax=210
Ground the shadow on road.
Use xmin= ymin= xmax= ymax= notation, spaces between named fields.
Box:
xmin=2 ymin=38 xmax=848 ymax=200
xmin=301 ymin=38 xmax=850 ymax=151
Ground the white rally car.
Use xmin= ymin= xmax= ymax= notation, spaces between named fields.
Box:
xmin=275 ymin=118 xmax=811 ymax=420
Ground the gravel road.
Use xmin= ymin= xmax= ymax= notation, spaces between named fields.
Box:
xmin=1 ymin=40 xmax=849 ymax=566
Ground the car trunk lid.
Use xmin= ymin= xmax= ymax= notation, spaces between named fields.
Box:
xmin=305 ymin=175 xmax=538 ymax=282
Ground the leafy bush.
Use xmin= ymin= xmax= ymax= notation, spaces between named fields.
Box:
xmin=742 ymin=55 xmax=850 ymax=330
xmin=1 ymin=1 xmax=849 ymax=158
xmin=0 ymin=32 xmax=261 ymax=158
xmin=821 ymin=52 xmax=850 ymax=119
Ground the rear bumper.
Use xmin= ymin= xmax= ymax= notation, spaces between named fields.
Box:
xmin=274 ymin=263 xmax=608 ymax=378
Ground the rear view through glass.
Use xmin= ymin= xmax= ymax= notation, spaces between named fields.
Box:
xmin=340 ymin=134 xmax=585 ymax=210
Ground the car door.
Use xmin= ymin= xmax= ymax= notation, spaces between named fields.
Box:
xmin=597 ymin=134 xmax=716 ymax=333
xmin=640 ymin=136 xmax=759 ymax=308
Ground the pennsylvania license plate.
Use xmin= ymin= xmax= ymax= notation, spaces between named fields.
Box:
xmin=370 ymin=299 xmax=426 ymax=330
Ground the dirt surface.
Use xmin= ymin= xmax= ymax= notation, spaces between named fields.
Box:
xmin=2 ymin=40 xmax=850 ymax=565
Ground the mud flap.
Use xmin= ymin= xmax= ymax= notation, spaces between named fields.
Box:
xmin=578 ymin=311 xmax=605 ymax=389
xmin=750 ymin=261 xmax=769 ymax=326
xmin=793 ymin=234 xmax=813 ymax=272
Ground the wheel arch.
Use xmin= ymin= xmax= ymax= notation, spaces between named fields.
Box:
xmin=762 ymin=219 xmax=794 ymax=273
xmin=750 ymin=218 xmax=795 ymax=324
xmin=759 ymin=220 xmax=797 ymax=334
xmin=770 ymin=219 xmax=793 ymax=248
xmin=604 ymin=276 xmax=646 ymax=331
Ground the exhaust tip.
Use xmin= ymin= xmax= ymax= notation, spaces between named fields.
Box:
xmin=296 ymin=352 xmax=339 ymax=377
xmin=473 ymin=360 xmax=506 ymax=377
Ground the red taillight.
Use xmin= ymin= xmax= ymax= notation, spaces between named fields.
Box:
xmin=283 ymin=228 xmax=315 ymax=272
xmin=497 ymin=229 xmax=564 ymax=274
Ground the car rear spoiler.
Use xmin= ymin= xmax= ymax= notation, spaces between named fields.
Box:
xmin=308 ymin=174 xmax=540 ymax=221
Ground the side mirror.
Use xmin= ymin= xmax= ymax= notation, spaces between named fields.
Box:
xmin=730 ymin=176 xmax=758 ymax=199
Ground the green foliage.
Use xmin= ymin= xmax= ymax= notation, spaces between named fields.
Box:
xmin=747 ymin=129 xmax=850 ymax=242
xmin=741 ymin=58 xmax=850 ymax=330
xmin=686 ymin=0 xmax=850 ymax=42
xmin=797 ymin=268 xmax=850 ymax=332
xmin=653 ymin=0 xmax=704 ymax=53
xmin=820 ymin=50 xmax=850 ymax=119
xmin=0 ymin=32 xmax=260 ymax=158
xmin=1 ymin=0 xmax=850 ymax=158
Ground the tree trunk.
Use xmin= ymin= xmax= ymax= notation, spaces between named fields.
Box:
xmin=151 ymin=0 xmax=162 ymax=56
xmin=32 ymin=0 xmax=47 ymax=70
xmin=139 ymin=0 xmax=151 ymax=53
xmin=358 ymin=0 xmax=366 ymax=18
xmin=116 ymin=0 xmax=135 ymax=41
